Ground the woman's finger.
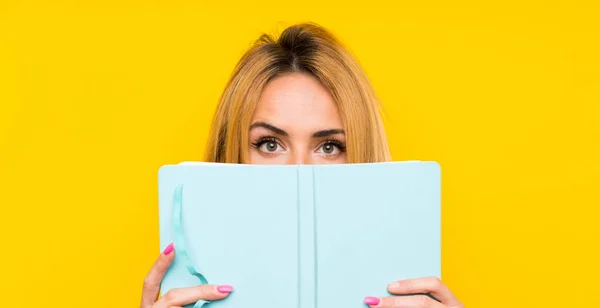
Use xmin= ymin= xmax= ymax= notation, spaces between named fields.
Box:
xmin=152 ymin=284 xmax=234 ymax=308
xmin=386 ymin=277 xmax=463 ymax=308
xmin=140 ymin=243 xmax=176 ymax=308
xmin=364 ymin=294 xmax=446 ymax=308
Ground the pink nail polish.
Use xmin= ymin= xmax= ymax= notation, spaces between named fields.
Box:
xmin=163 ymin=243 xmax=174 ymax=255
xmin=217 ymin=285 xmax=234 ymax=293
xmin=364 ymin=296 xmax=381 ymax=306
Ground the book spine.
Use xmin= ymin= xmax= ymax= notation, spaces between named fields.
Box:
xmin=297 ymin=165 xmax=316 ymax=308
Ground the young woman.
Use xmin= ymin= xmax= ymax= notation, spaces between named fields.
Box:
xmin=141 ymin=23 xmax=464 ymax=308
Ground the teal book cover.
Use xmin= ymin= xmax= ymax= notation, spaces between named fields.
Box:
xmin=158 ymin=161 xmax=441 ymax=308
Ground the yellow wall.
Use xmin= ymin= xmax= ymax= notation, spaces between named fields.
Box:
xmin=1 ymin=1 xmax=598 ymax=307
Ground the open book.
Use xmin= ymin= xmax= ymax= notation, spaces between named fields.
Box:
xmin=158 ymin=161 xmax=441 ymax=308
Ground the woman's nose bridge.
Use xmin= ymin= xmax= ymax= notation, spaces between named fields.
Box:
xmin=288 ymin=148 xmax=313 ymax=165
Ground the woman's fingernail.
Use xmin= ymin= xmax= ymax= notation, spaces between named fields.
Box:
xmin=364 ymin=296 xmax=381 ymax=306
xmin=388 ymin=281 xmax=400 ymax=289
xmin=217 ymin=285 xmax=234 ymax=293
xmin=163 ymin=243 xmax=174 ymax=255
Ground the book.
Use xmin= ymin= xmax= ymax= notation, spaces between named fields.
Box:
xmin=158 ymin=161 xmax=441 ymax=308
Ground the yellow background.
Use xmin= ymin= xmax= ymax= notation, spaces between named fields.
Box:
xmin=1 ymin=1 xmax=599 ymax=307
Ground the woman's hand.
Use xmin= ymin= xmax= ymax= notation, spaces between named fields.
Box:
xmin=140 ymin=243 xmax=233 ymax=308
xmin=364 ymin=277 xmax=463 ymax=308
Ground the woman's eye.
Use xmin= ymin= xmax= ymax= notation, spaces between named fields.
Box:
xmin=260 ymin=141 xmax=281 ymax=153
xmin=319 ymin=143 xmax=340 ymax=155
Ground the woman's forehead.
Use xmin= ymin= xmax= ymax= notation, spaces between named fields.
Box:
xmin=252 ymin=73 xmax=343 ymax=131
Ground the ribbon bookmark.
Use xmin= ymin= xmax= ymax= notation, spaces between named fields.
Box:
xmin=173 ymin=184 xmax=210 ymax=308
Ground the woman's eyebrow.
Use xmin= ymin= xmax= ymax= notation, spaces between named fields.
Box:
xmin=250 ymin=121 xmax=288 ymax=136
xmin=250 ymin=122 xmax=344 ymax=138
xmin=312 ymin=129 xmax=345 ymax=138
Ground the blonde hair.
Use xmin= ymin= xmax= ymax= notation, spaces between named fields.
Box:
xmin=204 ymin=22 xmax=391 ymax=163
